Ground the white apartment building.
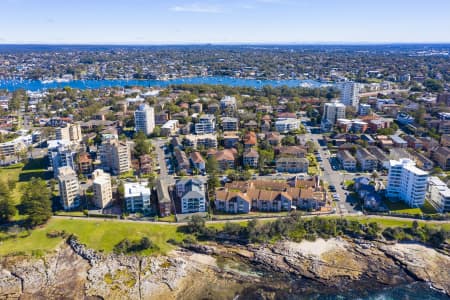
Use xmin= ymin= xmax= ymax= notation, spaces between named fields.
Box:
xmin=427 ymin=176 xmax=450 ymax=213
xmin=56 ymin=123 xmax=82 ymax=142
xmin=161 ymin=120 xmax=179 ymax=136
xmin=321 ymin=101 xmax=346 ymax=131
xmin=274 ymin=118 xmax=300 ymax=133
xmin=124 ymin=182 xmax=151 ymax=213
xmin=221 ymin=117 xmax=239 ymax=131
xmin=336 ymin=81 xmax=360 ymax=108
xmin=386 ymin=159 xmax=428 ymax=208
xmin=92 ymin=169 xmax=113 ymax=209
xmin=195 ymin=114 xmax=215 ymax=134
xmin=358 ymin=103 xmax=371 ymax=116
xmin=99 ymin=138 xmax=131 ymax=175
xmin=134 ymin=103 xmax=155 ymax=135
xmin=220 ymin=96 xmax=237 ymax=111
xmin=176 ymin=178 xmax=206 ymax=214
xmin=57 ymin=166 xmax=80 ymax=210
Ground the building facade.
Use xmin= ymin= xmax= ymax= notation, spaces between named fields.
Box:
xmin=92 ymin=169 xmax=113 ymax=209
xmin=134 ymin=104 xmax=155 ymax=135
xmin=99 ymin=138 xmax=131 ymax=175
xmin=57 ymin=166 xmax=80 ymax=210
xmin=124 ymin=182 xmax=151 ymax=213
xmin=427 ymin=176 xmax=450 ymax=213
xmin=336 ymin=81 xmax=360 ymax=108
xmin=386 ymin=159 xmax=428 ymax=207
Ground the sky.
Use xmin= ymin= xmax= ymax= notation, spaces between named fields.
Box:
xmin=0 ymin=0 xmax=450 ymax=44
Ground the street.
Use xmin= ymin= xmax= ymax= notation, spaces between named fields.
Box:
xmin=306 ymin=131 xmax=357 ymax=215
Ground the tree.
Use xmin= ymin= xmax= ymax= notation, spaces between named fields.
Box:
xmin=21 ymin=178 xmax=52 ymax=227
xmin=423 ymin=78 xmax=444 ymax=93
xmin=134 ymin=131 xmax=151 ymax=157
xmin=0 ymin=181 xmax=16 ymax=223
xmin=206 ymin=156 xmax=219 ymax=174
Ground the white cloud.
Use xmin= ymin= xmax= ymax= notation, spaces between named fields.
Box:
xmin=170 ymin=3 xmax=223 ymax=13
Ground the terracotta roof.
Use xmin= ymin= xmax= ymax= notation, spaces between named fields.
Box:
xmin=243 ymin=131 xmax=257 ymax=145
xmin=190 ymin=151 xmax=204 ymax=164
xmin=244 ymin=148 xmax=259 ymax=158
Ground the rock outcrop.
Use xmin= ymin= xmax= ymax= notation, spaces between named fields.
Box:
xmin=0 ymin=237 xmax=449 ymax=299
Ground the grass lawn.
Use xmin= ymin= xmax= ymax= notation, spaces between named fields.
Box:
xmin=383 ymin=199 xmax=422 ymax=215
xmin=383 ymin=199 xmax=438 ymax=215
xmin=0 ymin=218 xmax=188 ymax=256
xmin=0 ymin=158 xmax=52 ymax=218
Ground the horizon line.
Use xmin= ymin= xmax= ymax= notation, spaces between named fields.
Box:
xmin=0 ymin=42 xmax=450 ymax=46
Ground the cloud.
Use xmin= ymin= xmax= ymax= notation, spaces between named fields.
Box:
xmin=170 ymin=3 xmax=223 ymax=13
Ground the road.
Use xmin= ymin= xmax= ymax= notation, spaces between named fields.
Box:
xmin=153 ymin=138 xmax=170 ymax=180
xmin=306 ymin=132 xmax=356 ymax=215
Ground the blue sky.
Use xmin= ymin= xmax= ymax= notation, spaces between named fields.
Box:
xmin=1 ymin=0 xmax=449 ymax=44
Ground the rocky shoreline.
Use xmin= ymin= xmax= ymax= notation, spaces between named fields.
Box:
xmin=0 ymin=237 xmax=449 ymax=299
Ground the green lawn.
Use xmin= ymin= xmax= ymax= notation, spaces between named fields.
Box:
xmin=0 ymin=158 xmax=52 ymax=219
xmin=383 ymin=199 xmax=438 ymax=215
xmin=0 ymin=218 xmax=187 ymax=256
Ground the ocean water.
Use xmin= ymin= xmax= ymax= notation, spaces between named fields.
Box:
xmin=0 ymin=76 xmax=327 ymax=91
xmin=262 ymin=283 xmax=449 ymax=300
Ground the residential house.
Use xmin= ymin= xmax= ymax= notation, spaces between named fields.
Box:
xmin=266 ymin=132 xmax=283 ymax=146
xmin=243 ymin=148 xmax=259 ymax=168
xmin=190 ymin=151 xmax=205 ymax=173
xmin=403 ymin=135 xmax=423 ymax=150
xmin=174 ymin=148 xmax=190 ymax=172
xmin=433 ymin=147 xmax=450 ymax=171
xmin=243 ymin=131 xmax=257 ymax=149
xmin=390 ymin=135 xmax=408 ymax=148
xmin=208 ymin=148 xmax=237 ymax=171
xmin=156 ymin=179 xmax=172 ymax=217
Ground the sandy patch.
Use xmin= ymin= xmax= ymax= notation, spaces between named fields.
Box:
xmin=285 ymin=238 xmax=347 ymax=256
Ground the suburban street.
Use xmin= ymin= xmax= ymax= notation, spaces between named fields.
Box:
xmin=306 ymin=131 xmax=357 ymax=215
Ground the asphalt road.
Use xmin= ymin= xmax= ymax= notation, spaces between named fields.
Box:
xmin=306 ymin=132 xmax=357 ymax=215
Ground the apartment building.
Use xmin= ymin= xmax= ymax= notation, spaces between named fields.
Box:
xmin=243 ymin=148 xmax=259 ymax=168
xmin=337 ymin=150 xmax=357 ymax=171
xmin=184 ymin=134 xmax=218 ymax=149
xmin=221 ymin=117 xmax=239 ymax=131
xmin=427 ymin=176 xmax=450 ymax=213
xmin=57 ymin=166 xmax=80 ymax=210
xmin=124 ymin=182 xmax=151 ymax=213
xmin=56 ymin=123 xmax=82 ymax=142
xmin=134 ymin=104 xmax=155 ymax=135
xmin=161 ymin=120 xmax=179 ymax=136
xmin=336 ymin=81 xmax=360 ymax=108
xmin=176 ymin=178 xmax=206 ymax=214
xmin=274 ymin=118 xmax=300 ymax=133
xmin=99 ymin=138 xmax=131 ymax=175
xmin=276 ymin=157 xmax=309 ymax=173
xmin=321 ymin=101 xmax=346 ymax=131
xmin=386 ymin=159 xmax=428 ymax=207
xmin=356 ymin=148 xmax=378 ymax=171
xmin=195 ymin=114 xmax=215 ymax=134
xmin=92 ymin=169 xmax=113 ymax=209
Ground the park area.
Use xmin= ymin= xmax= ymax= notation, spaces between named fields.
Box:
xmin=0 ymin=158 xmax=52 ymax=220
